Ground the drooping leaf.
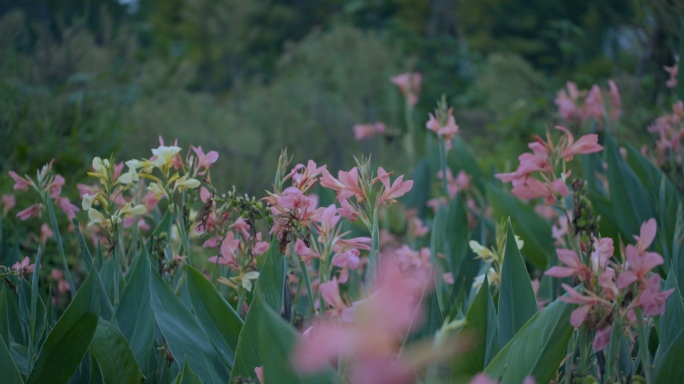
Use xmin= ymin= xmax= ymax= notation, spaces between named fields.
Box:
xmin=89 ymin=319 xmax=142 ymax=384
xmin=498 ymin=220 xmax=538 ymax=348
xmin=186 ymin=265 xmax=244 ymax=370
xmin=0 ymin=335 xmax=23 ymax=384
xmin=229 ymin=241 xmax=287 ymax=382
xmin=485 ymin=297 xmax=574 ymax=384
xmin=604 ymin=134 xmax=655 ymax=240
xmin=451 ymin=274 xmax=499 ymax=380
xmin=486 ymin=184 xmax=551 ymax=269
xmin=655 ymin=270 xmax=684 ymax=365
xmin=148 ymin=260 xmax=230 ymax=384
xmin=116 ymin=247 xmax=154 ymax=370
xmin=27 ymin=270 xmax=100 ymax=384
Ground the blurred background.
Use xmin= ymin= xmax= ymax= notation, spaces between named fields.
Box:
xmin=1 ymin=0 xmax=682 ymax=194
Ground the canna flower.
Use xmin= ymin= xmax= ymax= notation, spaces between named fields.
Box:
xmin=608 ymin=80 xmax=622 ymax=122
xmin=634 ymin=218 xmax=656 ymax=253
xmin=173 ymin=174 xmax=200 ymax=191
xmin=664 ymin=56 xmax=678 ymax=88
xmin=426 ymin=108 xmax=459 ymax=149
xmin=320 ymin=277 xmax=348 ymax=316
xmin=117 ymin=160 xmax=140 ymax=184
xmin=255 ymin=366 xmax=265 ymax=384
xmin=1 ymin=194 xmax=15 ymax=214
xmin=240 ymin=271 xmax=260 ymax=292
xmin=12 ymin=256 xmax=35 ymax=278
xmin=208 ymin=232 xmax=241 ymax=267
xmin=616 ymin=244 xmax=664 ymax=289
xmin=48 ymin=174 xmax=65 ymax=197
xmin=635 ymin=274 xmax=674 ymax=316
xmin=151 ymin=145 xmax=181 ymax=169
xmin=511 ymin=178 xmax=569 ymax=206
xmin=469 ymin=240 xmax=496 ymax=263
xmin=353 ymin=122 xmax=386 ymax=141
xmin=556 ymin=126 xmax=603 ymax=161
xmin=90 ymin=157 xmax=111 ymax=181
xmin=436 ymin=168 xmax=471 ymax=199
xmin=191 ymin=146 xmax=219 ymax=175
xmin=54 ymin=196 xmax=79 ymax=219
xmin=87 ymin=208 xmax=106 ymax=227
xmin=391 ymin=72 xmax=421 ymax=106
xmin=284 ymin=160 xmax=327 ymax=193
xmin=82 ymin=193 xmax=97 ymax=210
xmin=375 ymin=167 xmax=413 ymax=206
xmin=9 ymin=171 xmax=34 ymax=191
xmin=545 ymin=249 xmax=590 ymax=280
xmin=17 ymin=204 xmax=42 ymax=221
xmin=320 ymin=167 xmax=366 ymax=202
xmin=592 ymin=327 xmax=612 ymax=352
xmin=559 ymin=284 xmax=602 ymax=329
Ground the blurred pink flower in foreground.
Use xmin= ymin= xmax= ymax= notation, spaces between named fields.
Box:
xmin=391 ymin=72 xmax=421 ymax=107
xmin=292 ymin=261 xmax=430 ymax=383
xmin=1 ymin=194 xmax=16 ymax=215
xmin=353 ymin=122 xmax=386 ymax=141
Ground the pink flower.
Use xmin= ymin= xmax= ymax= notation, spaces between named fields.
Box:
xmin=320 ymin=277 xmax=348 ymax=316
xmin=469 ymin=373 xmax=499 ymax=384
xmin=252 ymin=233 xmax=270 ymax=255
xmin=408 ymin=217 xmax=429 ymax=238
xmin=375 ymin=167 xmax=413 ymax=206
xmin=634 ymin=218 xmax=657 ymax=253
xmin=1 ymin=194 xmax=15 ymax=215
xmin=555 ymin=81 xmax=581 ymax=120
xmin=608 ymin=80 xmax=621 ymax=122
xmin=495 ymin=143 xmax=551 ymax=186
xmin=545 ymin=249 xmax=590 ymax=280
xmin=443 ymin=272 xmax=454 ymax=285
xmin=616 ymin=244 xmax=664 ymax=289
xmin=54 ymin=196 xmax=79 ymax=219
xmin=40 ymin=223 xmax=54 ymax=244
xmin=583 ymin=85 xmax=605 ymax=121
xmin=353 ymin=122 xmax=386 ymax=141
xmin=592 ymin=327 xmax=611 ymax=351
xmin=254 ymin=366 xmax=265 ymax=383
xmin=12 ymin=256 xmax=35 ymax=278
xmin=48 ymin=174 xmax=65 ymax=198
xmin=664 ymin=56 xmax=678 ymax=88
xmin=426 ymin=108 xmax=459 ymax=149
xmin=590 ymin=237 xmax=614 ymax=274
xmin=511 ymin=178 xmax=568 ymax=205
xmin=391 ymin=72 xmax=421 ymax=106
xmin=635 ymin=274 xmax=674 ymax=317
xmin=17 ymin=204 xmax=42 ymax=221
xmin=295 ymin=238 xmax=320 ymax=264
xmin=437 ymin=168 xmax=471 ymax=199
xmin=559 ymin=284 xmax=602 ymax=328
xmin=208 ymin=232 xmax=240 ymax=267
xmin=332 ymin=249 xmax=361 ymax=283
xmin=556 ymin=126 xmax=603 ymax=161
xmin=9 ymin=171 xmax=34 ymax=191
xmin=320 ymin=167 xmax=366 ymax=202
xmin=284 ymin=160 xmax=326 ymax=193
xmin=191 ymin=146 xmax=219 ymax=175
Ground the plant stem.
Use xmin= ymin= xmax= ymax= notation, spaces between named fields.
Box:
xmin=635 ymin=308 xmax=652 ymax=384
xmin=605 ymin=315 xmax=622 ymax=381
xmin=298 ymin=258 xmax=315 ymax=315
xmin=45 ymin=194 xmax=76 ymax=295
xmin=438 ymin=139 xmax=450 ymax=201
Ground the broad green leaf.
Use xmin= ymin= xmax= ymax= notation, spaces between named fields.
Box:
xmin=27 ymin=270 xmax=100 ymax=384
xmin=186 ymin=265 xmax=244 ymax=369
xmin=152 ymin=210 xmax=174 ymax=237
xmin=116 ymin=247 xmax=154 ymax=370
xmin=72 ymin=219 xmax=114 ymax=320
xmin=498 ymin=220 xmax=538 ymax=347
xmin=654 ymin=318 xmax=684 ymax=383
xmin=447 ymin=195 xmax=481 ymax=303
xmin=485 ymin=297 xmax=574 ymax=384
xmin=90 ymin=319 xmax=142 ymax=384
xmin=229 ymin=241 xmax=287 ymax=382
xmin=257 ymin=291 xmax=337 ymax=384
xmin=4 ymin=284 xmax=25 ymax=345
xmin=604 ymin=134 xmax=655 ymax=240
xmin=450 ymin=136 xmax=487 ymax=193
xmin=486 ymin=184 xmax=551 ymax=269
xmin=656 ymin=270 xmax=683 ymax=364
xmin=89 ymin=353 xmax=104 ymax=384
xmin=403 ymin=157 xmax=431 ymax=218
xmin=429 ymin=206 xmax=450 ymax=317
xmin=176 ymin=361 xmax=204 ymax=384
xmin=451 ymin=274 xmax=499 ymax=379
xmin=148 ymin=260 xmax=230 ymax=384
xmin=0 ymin=286 xmax=11 ymax=349
xmin=0 ymin=335 xmax=23 ymax=384
xmin=18 ymin=280 xmax=46 ymax=351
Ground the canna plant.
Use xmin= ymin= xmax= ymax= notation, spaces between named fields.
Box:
xmin=0 ymin=65 xmax=683 ymax=384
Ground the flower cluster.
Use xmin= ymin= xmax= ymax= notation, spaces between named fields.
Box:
xmin=545 ymin=219 xmax=674 ymax=351
xmin=496 ymin=126 xmax=603 ymax=205
xmin=353 ymin=122 xmax=386 ymax=141
xmin=555 ymin=80 xmax=621 ymax=124
xmin=647 ymin=100 xmax=683 ymax=171
xmin=9 ymin=161 xmax=80 ymax=221
xmin=426 ymin=105 xmax=460 ymax=150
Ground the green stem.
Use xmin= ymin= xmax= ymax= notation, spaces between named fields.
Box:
xmin=370 ymin=208 xmax=380 ymax=277
xmin=236 ymin=289 xmax=246 ymax=318
xmin=605 ymin=315 xmax=622 ymax=381
xmin=298 ymin=258 xmax=316 ymax=315
xmin=404 ymin=102 xmax=416 ymax=169
xmin=27 ymin=247 xmax=42 ymax=375
xmin=635 ymin=308 xmax=652 ymax=384
xmin=438 ymin=139 xmax=450 ymax=201
xmin=45 ymin=195 xmax=76 ymax=295
xmin=579 ymin=325 xmax=589 ymax=376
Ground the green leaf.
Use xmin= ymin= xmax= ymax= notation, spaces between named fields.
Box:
xmin=446 ymin=195 xmax=480 ymax=303
xmin=18 ymin=280 xmax=46 ymax=351
xmin=451 ymin=274 xmax=499 ymax=379
xmin=450 ymin=135 xmax=487 ymax=193
xmin=485 ymin=297 xmax=574 ymax=383
xmin=656 ymin=270 xmax=684 ymax=364
xmin=403 ymin=157 xmax=432 ymax=218
xmin=72 ymin=219 xmax=114 ymax=320
xmin=257 ymin=291 xmax=337 ymax=384
xmin=486 ymin=184 xmax=551 ymax=269
xmin=116 ymin=247 xmax=154 ymax=370
xmin=27 ymin=270 xmax=100 ymax=384
xmin=604 ymin=134 xmax=655 ymax=240
xmin=654 ymin=300 xmax=684 ymax=384
xmin=186 ymin=265 xmax=244 ymax=369
xmin=153 ymin=210 xmax=174 ymax=237
xmin=176 ymin=361 xmax=204 ymax=384
xmin=3 ymin=280 xmax=25 ymax=346
xmin=498 ymin=220 xmax=538 ymax=348
xmin=229 ymin=241 xmax=287 ymax=382
xmin=89 ymin=319 xmax=142 ymax=384
xmin=0 ymin=286 xmax=12 ymax=349
xmin=0 ymin=335 xmax=23 ymax=384
xmin=148 ymin=260 xmax=230 ymax=384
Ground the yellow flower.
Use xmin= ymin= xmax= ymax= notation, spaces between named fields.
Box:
xmin=117 ymin=160 xmax=140 ymax=185
xmin=469 ymin=240 xmax=497 ymax=263
xmin=119 ymin=203 xmax=146 ymax=217
xmin=241 ymin=271 xmax=260 ymax=292
xmin=87 ymin=208 xmax=106 ymax=227
xmin=152 ymin=146 xmax=181 ymax=169
xmin=89 ymin=157 xmax=110 ymax=181
xmin=174 ymin=174 xmax=200 ymax=191
xmin=82 ymin=193 xmax=97 ymax=210
xmin=147 ymin=182 xmax=167 ymax=200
